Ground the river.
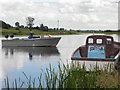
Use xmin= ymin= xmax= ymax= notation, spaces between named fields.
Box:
xmin=0 ymin=33 xmax=119 ymax=88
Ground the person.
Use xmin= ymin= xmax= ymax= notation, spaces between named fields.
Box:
xmin=28 ymin=31 xmax=40 ymax=39
xmin=28 ymin=31 xmax=33 ymax=39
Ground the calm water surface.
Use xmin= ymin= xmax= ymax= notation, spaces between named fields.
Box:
xmin=0 ymin=34 xmax=119 ymax=88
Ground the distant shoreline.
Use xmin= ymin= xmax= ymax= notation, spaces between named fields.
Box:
xmin=1 ymin=28 xmax=120 ymax=36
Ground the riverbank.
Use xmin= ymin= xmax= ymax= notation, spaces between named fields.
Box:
xmin=1 ymin=28 xmax=120 ymax=36
xmin=1 ymin=28 xmax=77 ymax=36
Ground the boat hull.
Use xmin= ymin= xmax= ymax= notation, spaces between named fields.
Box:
xmin=71 ymin=47 xmax=119 ymax=61
xmin=2 ymin=37 xmax=61 ymax=47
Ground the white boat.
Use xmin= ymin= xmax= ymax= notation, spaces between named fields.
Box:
xmin=2 ymin=35 xmax=61 ymax=47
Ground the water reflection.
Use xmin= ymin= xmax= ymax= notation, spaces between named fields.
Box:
xmin=2 ymin=46 xmax=60 ymax=60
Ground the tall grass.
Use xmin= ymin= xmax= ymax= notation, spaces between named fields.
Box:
xmin=3 ymin=62 xmax=120 ymax=89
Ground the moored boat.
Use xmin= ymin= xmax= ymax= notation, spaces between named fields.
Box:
xmin=71 ymin=35 xmax=120 ymax=61
xmin=2 ymin=35 xmax=61 ymax=47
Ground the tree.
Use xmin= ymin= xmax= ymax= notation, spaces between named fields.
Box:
xmin=26 ymin=17 xmax=35 ymax=31
xmin=40 ymin=24 xmax=44 ymax=31
xmin=44 ymin=26 xmax=48 ymax=31
xmin=20 ymin=25 xmax=24 ymax=28
xmin=34 ymin=26 xmax=39 ymax=30
xmin=40 ymin=24 xmax=49 ymax=31
xmin=0 ymin=20 xmax=11 ymax=29
xmin=15 ymin=22 xmax=20 ymax=30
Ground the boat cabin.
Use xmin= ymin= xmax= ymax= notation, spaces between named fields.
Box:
xmin=86 ymin=35 xmax=114 ymax=45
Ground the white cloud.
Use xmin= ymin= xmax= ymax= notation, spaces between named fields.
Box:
xmin=0 ymin=0 xmax=118 ymax=30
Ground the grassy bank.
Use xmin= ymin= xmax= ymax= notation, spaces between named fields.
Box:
xmin=1 ymin=28 xmax=77 ymax=36
xmin=77 ymin=31 xmax=120 ymax=35
xmin=3 ymin=62 xmax=120 ymax=89
xmin=1 ymin=28 xmax=120 ymax=36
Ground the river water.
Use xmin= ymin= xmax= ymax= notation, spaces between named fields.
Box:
xmin=0 ymin=33 xmax=119 ymax=88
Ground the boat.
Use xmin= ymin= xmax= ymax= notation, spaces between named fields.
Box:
xmin=2 ymin=34 xmax=61 ymax=47
xmin=71 ymin=35 xmax=120 ymax=61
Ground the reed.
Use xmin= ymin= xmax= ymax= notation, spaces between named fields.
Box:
xmin=3 ymin=62 xmax=120 ymax=89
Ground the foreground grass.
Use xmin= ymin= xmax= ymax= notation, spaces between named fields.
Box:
xmin=3 ymin=62 xmax=120 ymax=89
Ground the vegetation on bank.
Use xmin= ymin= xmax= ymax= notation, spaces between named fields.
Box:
xmin=1 ymin=28 xmax=120 ymax=37
xmin=1 ymin=19 xmax=120 ymax=36
xmin=1 ymin=28 xmax=78 ymax=36
xmin=3 ymin=62 xmax=120 ymax=89
xmin=79 ymin=31 xmax=120 ymax=35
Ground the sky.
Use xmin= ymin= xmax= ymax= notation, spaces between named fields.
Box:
xmin=0 ymin=0 xmax=120 ymax=30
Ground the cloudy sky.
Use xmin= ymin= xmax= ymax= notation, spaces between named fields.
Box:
xmin=0 ymin=0 xmax=119 ymax=30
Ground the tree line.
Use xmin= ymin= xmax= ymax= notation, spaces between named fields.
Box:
xmin=1 ymin=17 xmax=120 ymax=32
xmin=1 ymin=16 xmax=65 ymax=32
xmin=14 ymin=17 xmax=65 ymax=32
